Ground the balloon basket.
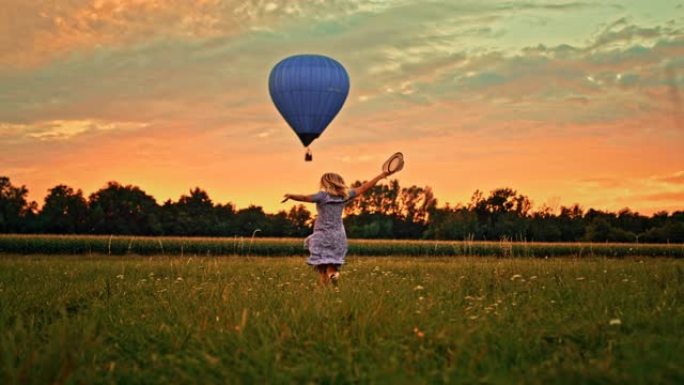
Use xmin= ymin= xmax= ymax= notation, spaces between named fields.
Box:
xmin=305 ymin=148 xmax=313 ymax=162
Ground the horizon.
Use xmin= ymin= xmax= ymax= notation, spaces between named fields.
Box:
xmin=6 ymin=176 xmax=683 ymax=217
xmin=2 ymin=1 xmax=683 ymax=216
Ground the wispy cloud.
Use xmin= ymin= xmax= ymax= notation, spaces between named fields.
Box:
xmin=656 ymin=171 xmax=684 ymax=185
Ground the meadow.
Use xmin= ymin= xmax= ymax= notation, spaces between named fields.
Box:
xmin=0 ymin=255 xmax=682 ymax=384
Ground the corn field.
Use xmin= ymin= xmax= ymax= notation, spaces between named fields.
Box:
xmin=1 ymin=234 xmax=682 ymax=257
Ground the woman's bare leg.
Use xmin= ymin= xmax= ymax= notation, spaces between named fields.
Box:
xmin=318 ymin=265 xmax=330 ymax=285
xmin=326 ymin=264 xmax=339 ymax=286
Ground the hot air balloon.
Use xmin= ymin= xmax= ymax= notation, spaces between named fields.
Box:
xmin=269 ymin=54 xmax=350 ymax=161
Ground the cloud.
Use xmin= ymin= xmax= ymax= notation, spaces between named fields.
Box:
xmin=634 ymin=191 xmax=684 ymax=202
xmin=656 ymin=171 xmax=684 ymax=185
xmin=578 ymin=177 xmax=627 ymax=189
xmin=589 ymin=17 xmax=669 ymax=50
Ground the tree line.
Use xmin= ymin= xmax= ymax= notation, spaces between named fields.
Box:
xmin=1 ymin=176 xmax=683 ymax=242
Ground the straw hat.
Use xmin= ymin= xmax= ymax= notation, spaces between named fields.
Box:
xmin=382 ymin=152 xmax=404 ymax=175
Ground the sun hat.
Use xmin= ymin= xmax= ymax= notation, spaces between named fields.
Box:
xmin=382 ymin=152 xmax=404 ymax=175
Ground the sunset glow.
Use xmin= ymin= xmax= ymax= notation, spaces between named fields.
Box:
xmin=1 ymin=0 xmax=683 ymax=214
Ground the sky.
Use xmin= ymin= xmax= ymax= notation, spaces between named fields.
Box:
xmin=1 ymin=0 xmax=683 ymax=215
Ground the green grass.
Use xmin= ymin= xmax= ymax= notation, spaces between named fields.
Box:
xmin=1 ymin=234 xmax=683 ymax=257
xmin=0 ymin=255 xmax=682 ymax=384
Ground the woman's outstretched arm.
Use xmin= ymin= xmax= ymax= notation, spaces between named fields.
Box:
xmin=281 ymin=193 xmax=315 ymax=203
xmin=351 ymin=171 xmax=389 ymax=197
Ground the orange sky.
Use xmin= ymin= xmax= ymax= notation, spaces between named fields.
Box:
xmin=1 ymin=0 xmax=683 ymax=215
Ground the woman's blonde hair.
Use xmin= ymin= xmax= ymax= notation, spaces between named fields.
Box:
xmin=320 ymin=172 xmax=348 ymax=198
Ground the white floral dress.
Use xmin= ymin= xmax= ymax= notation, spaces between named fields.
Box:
xmin=304 ymin=190 xmax=357 ymax=266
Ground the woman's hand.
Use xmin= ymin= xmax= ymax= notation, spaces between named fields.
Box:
xmin=281 ymin=194 xmax=292 ymax=203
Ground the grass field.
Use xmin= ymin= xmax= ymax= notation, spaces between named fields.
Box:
xmin=1 ymin=255 xmax=682 ymax=384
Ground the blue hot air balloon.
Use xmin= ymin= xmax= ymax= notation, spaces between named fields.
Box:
xmin=269 ymin=54 xmax=350 ymax=161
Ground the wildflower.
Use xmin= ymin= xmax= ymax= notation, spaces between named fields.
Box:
xmin=413 ymin=285 xmax=424 ymax=291
xmin=576 ymin=277 xmax=585 ymax=281
xmin=510 ymin=274 xmax=523 ymax=281
xmin=529 ymin=276 xmax=538 ymax=280
xmin=418 ymin=296 xmax=424 ymax=301
xmin=116 ymin=274 xmax=124 ymax=279
xmin=176 ymin=277 xmax=183 ymax=281
xmin=609 ymin=318 xmax=622 ymax=326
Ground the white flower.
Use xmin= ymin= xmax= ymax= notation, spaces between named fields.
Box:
xmin=413 ymin=285 xmax=424 ymax=291
xmin=116 ymin=274 xmax=124 ymax=279
xmin=510 ymin=274 xmax=523 ymax=281
xmin=609 ymin=318 xmax=622 ymax=326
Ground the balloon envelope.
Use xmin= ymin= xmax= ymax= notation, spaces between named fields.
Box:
xmin=269 ymin=54 xmax=350 ymax=147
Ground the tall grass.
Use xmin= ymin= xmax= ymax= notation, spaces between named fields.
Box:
xmin=0 ymin=256 xmax=682 ymax=384
xmin=0 ymin=234 xmax=682 ymax=257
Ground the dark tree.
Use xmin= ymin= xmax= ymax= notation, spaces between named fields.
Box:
xmin=1 ymin=176 xmax=683 ymax=242
xmin=528 ymin=205 xmax=562 ymax=241
xmin=469 ymin=188 xmax=531 ymax=240
xmin=213 ymin=203 xmax=237 ymax=236
xmin=162 ymin=188 xmax=221 ymax=236
xmin=286 ymin=205 xmax=313 ymax=237
xmin=87 ymin=182 xmax=162 ymax=235
xmin=345 ymin=179 xmax=401 ymax=216
xmin=424 ymin=205 xmax=478 ymax=240
xmin=38 ymin=185 xmax=88 ymax=233
xmin=234 ymin=205 xmax=270 ymax=236
xmin=0 ymin=176 xmax=36 ymax=233
xmin=344 ymin=180 xmax=435 ymax=239
xmin=557 ymin=204 xmax=585 ymax=241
